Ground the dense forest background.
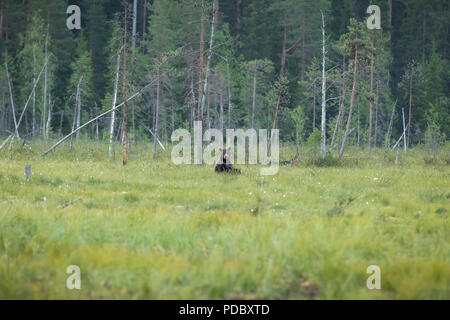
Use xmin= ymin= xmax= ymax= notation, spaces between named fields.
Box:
xmin=0 ymin=0 xmax=448 ymax=158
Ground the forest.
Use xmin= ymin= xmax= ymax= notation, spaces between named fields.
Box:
xmin=0 ymin=0 xmax=449 ymax=300
xmin=0 ymin=0 xmax=448 ymax=156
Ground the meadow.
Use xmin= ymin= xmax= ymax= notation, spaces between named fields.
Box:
xmin=0 ymin=140 xmax=449 ymax=299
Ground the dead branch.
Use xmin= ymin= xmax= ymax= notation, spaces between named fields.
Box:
xmin=42 ymin=79 xmax=157 ymax=156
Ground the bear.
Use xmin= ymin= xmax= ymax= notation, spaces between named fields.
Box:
xmin=215 ymin=147 xmax=241 ymax=174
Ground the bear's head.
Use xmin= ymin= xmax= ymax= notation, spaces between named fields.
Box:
xmin=217 ymin=147 xmax=231 ymax=165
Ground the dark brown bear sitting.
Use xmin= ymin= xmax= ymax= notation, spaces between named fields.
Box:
xmin=215 ymin=147 xmax=241 ymax=174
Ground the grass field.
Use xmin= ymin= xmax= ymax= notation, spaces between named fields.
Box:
xmin=0 ymin=140 xmax=449 ymax=299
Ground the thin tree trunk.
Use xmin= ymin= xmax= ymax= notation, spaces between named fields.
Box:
xmin=385 ymin=100 xmax=396 ymax=149
xmin=75 ymin=75 xmax=82 ymax=139
xmin=189 ymin=66 xmax=195 ymax=130
xmin=219 ymin=82 xmax=224 ymax=133
xmin=46 ymin=90 xmax=52 ymax=139
xmin=171 ymin=103 xmax=175 ymax=133
xmin=339 ymin=47 xmax=358 ymax=159
xmin=251 ymin=65 xmax=257 ymax=129
xmin=407 ymin=72 xmax=413 ymax=147
xmin=312 ymin=89 xmax=316 ymax=129
xmin=402 ymin=107 xmax=406 ymax=152
xmin=5 ymin=63 xmax=18 ymax=138
xmin=200 ymin=0 xmax=218 ymax=118
xmin=226 ymin=61 xmax=232 ymax=128
xmin=153 ymin=67 xmax=160 ymax=157
xmin=122 ymin=4 xmax=128 ymax=166
xmin=132 ymin=0 xmax=137 ymax=56
xmin=206 ymin=90 xmax=210 ymax=129
xmin=330 ymin=57 xmax=346 ymax=149
xmin=131 ymin=0 xmax=138 ymax=145
xmin=320 ymin=11 xmax=326 ymax=159
xmin=70 ymin=76 xmax=82 ymax=151
xmin=43 ymin=26 xmax=48 ymax=140
xmin=32 ymin=48 xmax=36 ymax=137
xmin=197 ymin=0 xmax=205 ymax=121
xmin=109 ymin=53 xmax=121 ymax=158
xmin=374 ymin=81 xmax=379 ymax=148
xmin=368 ymin=50 xmax=374 ymax=153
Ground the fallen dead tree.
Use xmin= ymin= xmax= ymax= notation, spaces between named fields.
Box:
xmin=42 ymin=79 xmax=156 ymax=156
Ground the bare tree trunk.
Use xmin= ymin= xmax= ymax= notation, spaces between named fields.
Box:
xmin=368 ymin=50 xmax=374 ymax=153
xmin=219 ymin=82 xmax=224 ymax=133
xmin=251 ymin=65 xmax=257 ymax=129
xmin=206 ymin=90 xmax=210 ymax=129
xmin=153 ymin=67 xmax=160 ymax=157
xmin=312 ymin=88 xmax=316 ymax=129
xmin=109 ymin=53 xmax=121 ymax=158
xmin=374 ymin=81 xmax=379 ymax=148
xmin=32 ymin=48 xmax=36 ymax=137
xmin=42 ymin=27 xmax=48 ymax=140
xmin=197 ymin=0 xmax=205 ymax=121
xmin=122 ymin=4 xmax=128 ymax=166
xmin=339 ymin=47 xmax=358 ymax=159
xmin=189 ymin=66 xmax=195 ymax=130
xmin=45 ymin=91 xmax=52 ymax=139
xmin=407 ymin=72 xmax=413 ymax=147
xmin=131 ymin=0 xmax=138 ymax=146
xmin=331 ymin=57 xmax=347 ymax=149
xmin=171 ymin=103 xmax=175 ymax=133
xmin=402 ymin=107 xmax=406 ymax=152
xmin=320 ymin=11 xmax=326 ymax=159
xmin=132 ymin=0 xmax=137 ymax=56
xmin=75 ymin=75 xmax=82 ymax=140
xmin=70 ymin=75 xmax=82 ymax=151
xmin=200 ymin=0 xmax=218 ymax=117
xmin=226 ymin=61 xmax=232 ymax=128
xmin=385 ymin=101 xmax=396 ymax=149
xmin=5 ymin=63 xmax=18 ymax=138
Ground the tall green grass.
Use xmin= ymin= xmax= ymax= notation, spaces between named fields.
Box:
xmin=0 ymin=139 xmax=448 ymax=299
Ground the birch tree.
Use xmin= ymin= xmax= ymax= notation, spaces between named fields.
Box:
xmin=320 ymin=10 xmax=327 ymax=159
xmin=109 ymin=54 xmax=121 ymax=158
xmin=200 ymin=0 xmax=218 ymax=118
